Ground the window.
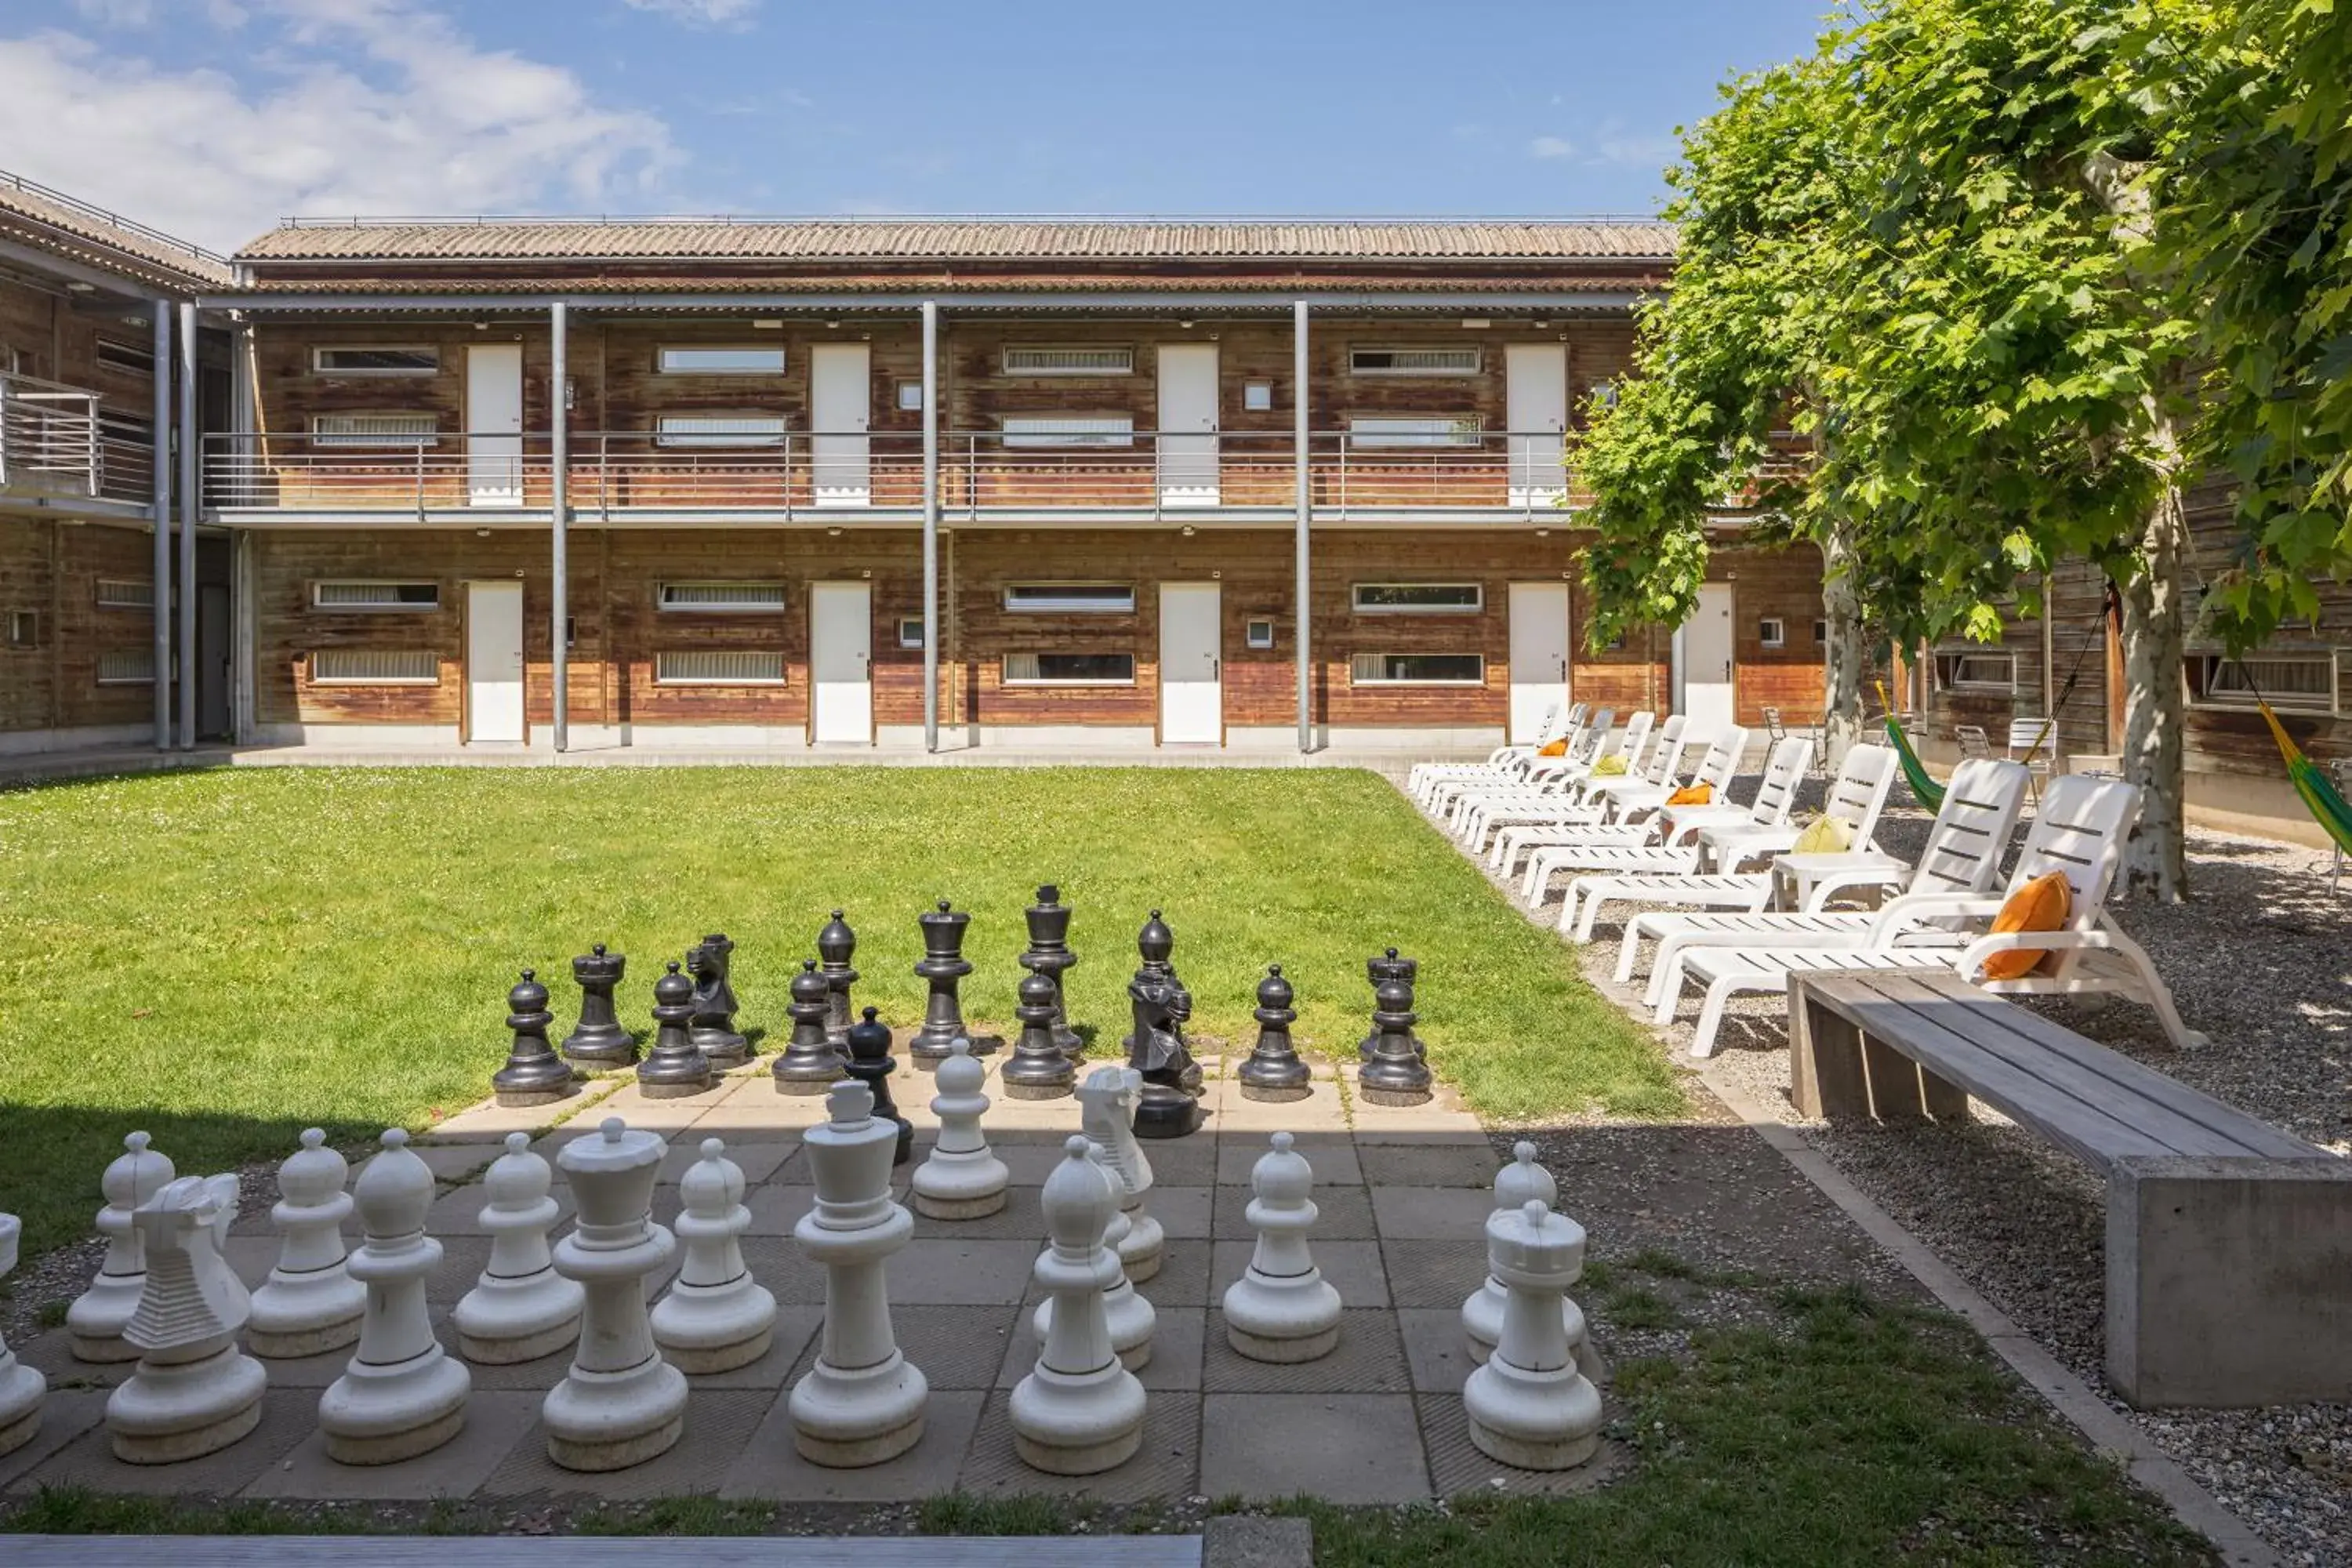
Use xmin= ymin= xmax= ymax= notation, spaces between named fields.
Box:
xmin=1004 ymin=583 xmax=1135 ymax=614
xmin=2187 ymin=652 xmax=2339 ymax=716
xmin=1000 ymin=415 xmax=1134 ymax=448
xmin=1813 ymin=619 xmax=1828 ymax=644
xmin=1350 ymin=652 xmax=1485 ymax=685
xmin=94 ymin=337 xmax=154 ymax=376
xmin=656 ymin=650 xmax=786 ymax=685
xmin=96 ymin=648 xmax=155 ymax=685
xmin=310 ymin=649 xmax=438 ymax=685
xmin=312 ymin=346 xmax=440 ymax=376
xmin=1353 ymin=583 xmax=1483 ymax=615
xmin=1002 ymin=346 xmax=1133 ymax=376
xmin=98 ymin=408 xmax=153 ymax=452
xmin=6 ymin=611 xmax=36 ymax=648
xmin=1246 ymin=619 xmax=1276 ymax=650
xmin=96 ymin=579 xmax=154 ymax=611
xmin=1759 ymin=617 xmax=1786 ymax=648
xmin=314 ymin=581 xmax=440 ymax=612
xmin=1003 ymin=652 xmax=1136 ymax=685
xmin=895 ymin=381 xmax=925 ymax=412
xmin=658 ymin=582 xmax=787 ymax=613
xmin=1933 ymin=649 xmax=2016 ymax=692
xmin=1349 ymin=346 xmax=1481 ymax=376
xmin=897 ymin=617 xmax=925 ymax=649
xmin=659 ymin=347 xmax=786 ymax=375
xmin=1347 ymin=416 xmax=1483 ymax=449
xmin=312 ymin=414 xmax=437 ymax=448
xmin=655 ymin=415 xmax=787 ymax=448
xmin=1243 ymin=382 xmax=1273 ymax=412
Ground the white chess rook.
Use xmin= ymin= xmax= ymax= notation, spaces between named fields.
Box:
xmin=910 ymin=1040 xmax=1010 ymax=1220
xmin=789 ymin=1081 xmax=929 ymax=1467
xmin=104 ymin=1174 xmax=265 ymax=1464
xmin=68 ymin=1131 xmax=174 ymax=1363
xmin=455 ymin=1132 xmax=585 ymax=1365
xmin=1461 ymin=1142 xmax=1584 ymax=1366
xmin=545 ymin=1117 xmax=688 ymax=1471
xmin=652 ymin=1138 xmax=778 ymax=1374
xmin=248 ymin=1129 xmax=366 ymax=1359
xmin=319 ymin=1130 xmax=472 ymax=1464
xmin=1080 ymin=1065 xmax=1163 ymax=1283
xmin=1462 ymin=1200 xmax=1605 ymax=1472
xmin=1010 ymin=1135 xmax=1148 ymax=1475
xmin=0 ymin=1214 xmax=47 ymax=1457
xmin=1221 ymin=1132 xmax=1343 ymax=1363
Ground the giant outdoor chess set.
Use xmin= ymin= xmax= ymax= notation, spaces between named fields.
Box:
xmin=0 ymin=891 xmax=1619 ymax=1507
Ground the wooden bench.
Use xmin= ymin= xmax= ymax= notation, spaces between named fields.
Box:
xmin=1788 ymin=970 xmax=2352 ymax=1409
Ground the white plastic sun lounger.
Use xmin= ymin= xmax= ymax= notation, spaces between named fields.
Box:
xmin=1523 ymin=737 xmax=1812 ymax=912
xmin=1486 ymin=717 xmax=1693 ymax=870
xmin=1409 ymin=702 xmax=1582 ymax=802
xmin=1460 ymin=713 xmax=1665 ymax=851
xmin=1447 ymin=712 xmax=1653 ymax=836
xmin=1426 ymin=708 xmax=1612 ymax=820
xmin=1504 ymin=727 xmax=1751 ymax=892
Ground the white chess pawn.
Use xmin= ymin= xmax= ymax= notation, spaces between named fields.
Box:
xmin=0 ymin=1213 xmax=47 ymax=1457
xmin=546 ymin=1117 xmax=688 ymax=1471
xmin=68 ymin=1131 xmax=174 ymax=1362
xmin=1077 ymin=1065 xmax=1162 ymax=1283
xmin=248 ymin=1129 xmax=366 ymax=1359
xmin=1010 ymin=1135 xmax=1147 ymax=1475
xmin=910 ymin=1040 xmax=1010 ymax=1220
xmin=790 ymin=1082 xmax=928 ymax=1466
xmin=1029 ymin=1136 xmax=1156 ymax=1373
xmin=455 ymin=1132 xmax=584 ymax=1365
xmin=105 ymin=1174 xmax=265 ymax=1463
xmin=652 ymin=1138 xmax=777 ymax=1373
xmin=1221 ymin=1132 xmax=1342 ymax=1363
xmin=319 ymin=1130 xmax=472 ymax=1464
xmin=1461 ymin=1142 xmax=1584 ymax=1367
xmin=1462 ymin=1200 xmax=1605 ymax=1472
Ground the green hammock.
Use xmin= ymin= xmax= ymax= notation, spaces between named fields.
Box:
xmin=2260 ymin=701 xmax=2352 ymax=863
xmin=1878 ymin=681 xmax=1945 ymax=809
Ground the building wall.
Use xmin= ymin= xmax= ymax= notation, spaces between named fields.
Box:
xmin=0 ymin=515 xmax=165 ymax=735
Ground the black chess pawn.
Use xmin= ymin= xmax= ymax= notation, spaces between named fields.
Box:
xmin=1125 ymin=909 xmax=1204 ymax=1138
xmin=772 ymin=959 xmax=845 ymax=1096
xmin=1237 ymin=964 xmax=1312 ymax=1103
xmin=561 ymin=943 xmax=633 ymax=1067
xmin=844 ymin=1006 xmax=913 ymax=1165
xmin=639 ymin=960 xmax=715 ymax=1098
xmin=1021 ymin=884 xmax=1084 ymax=1062
xmin=1001 ymin=971 xmax=1077 ymax=1101
xmin=1359 ymin=949 xmax=1417 ymax=1062
xmin=1359 ymin=969 xmax=1434 ymax=1107
xmin=687 ymin=933 xmax=751 ymax=1065
xmin=910 ymin=900 xmax=978 ymax=1069
xmin=816 ymin=910 xmax=859 ymax=1052
xmin=492 ymin=969 xmax=578 ymax=1107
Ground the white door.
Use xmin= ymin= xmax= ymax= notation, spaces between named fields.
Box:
xmin=809 ymin=580 xmax=873 ymax=744
xmin=811 ymin=343 xmax=872 ymax=507
xmin=466 ymin=343 xmax=524 ymax=506
xmin=1682 ymin=582 xmax=1737 ymax=733
xmin=1507 ymin=582 xmax=1571 ymax=742
xmin=1506 ymin=344 xmax=1568 ymax=507
xmin=1156 ymin=344 xmax=1220 ymax=506
xmin=466 ymin=579 xmax=525 ymax=742
xmin=1159 ymin=582 xmax=1221 ymax=742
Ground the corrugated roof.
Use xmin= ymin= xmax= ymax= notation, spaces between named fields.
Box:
xmin=0 ymin=171 xmax=234 ymax=290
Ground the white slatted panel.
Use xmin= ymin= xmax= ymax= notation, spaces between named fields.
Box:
xmin=655 ymin=650 xmax=786 ymax=684
xmin=311 ymin=649 xmax=438 ymax=684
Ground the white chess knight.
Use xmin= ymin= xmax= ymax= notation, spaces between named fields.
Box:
xmin=68 ymin=1131 xmax=175 ymax=1362
xmin=0 ymin=1213 xmax=48 ymax=1457
xmin=546 ymin=1117 xmax=688 ymax=1471
xmin=1462 ymin=1200 xmax=1605 ymax=1472
xmin=909 ymin=1040 xmax=1010 ymax=1220
xmin=105 ymin=1173 xmax=267 ymax=1464
xmin=455 ymin=1132 xmax=585 ymax=1365
xmin=1077 ymin=1065 xmax=1162 ymax=1283
xmin=1010 ymin=1135 xmax=1148 ymax=1475
xmin=1221 ymin=1133 xmax=1342 ymax=1363
xmin=319 ymin=1130 xmax=472 ymax=1464
xmin=1461 ymin=1143 xmax=1584 ymax=1367
xmin=651 ymin=1138 xmax=778 ymax=1373
xmin=247 ymin=1128 xmax=367 ymax=1359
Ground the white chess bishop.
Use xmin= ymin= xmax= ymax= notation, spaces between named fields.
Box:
xmin=247 ymin=1128 xmax=367 ymax=1359
xmin=652 ymin=1138 xmax=778 ymax=1373
xmin=0 ymin=1213 xmax=48 ymax=1457
xmin=1461 ymin=1143 xmax=1584 ymax=1367
xmin=455 ymin=1132 xmax=585 ymax=1365
xmin=1076 ymin=1066 xmax=1162 ymax=1283
xmin=1461 ymin=1200 xmax=1605 ymax=1472
xmin=104 ymin=1173 xmax=266 ymax=1464
xmin=68 ymin=1131 xmax=175 ymax=1363
xmin=909 ymin=1040 xmax=1009 ymax=1220
xmin=545 ymin=1117 xmax=688 ymax=1471
xmin=1220 ymin=1132 xmax=1343 ymax=1363
xmin=1010 ymin=1136 xmax=1147 ymax=1475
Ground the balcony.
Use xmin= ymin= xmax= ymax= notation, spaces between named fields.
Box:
xmin=0 ymin=371 xmax=154 ymax=512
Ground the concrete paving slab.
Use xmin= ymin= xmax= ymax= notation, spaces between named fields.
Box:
xmin=1135 ymin=1137 xmax=1220 ymax=1187
xmin=1148 ymin=1185 xmax=1213 ymax=1240
xmin=1208 ymin=1240 xmax=1390 ymax=1311
xmin=1370 ymin=1186 xmax=1498 ymax=1241
xmin=1201 ymin=1309 xmax=1410 ymax=1395
xmin=996 ymin=1306 xmax=1207 ymax=1393
xmin=654 ymin=1138 xmax=798 ymax=1185
xmin=782 ymin=1304 xmax=1021 ymax=1394
xmin=655 ymin=1304 xmax=822 ymax=1391
xmin=1356 ymin=1142 xmax=1501 ymax=1189
xmin=0 ymin=1389 xmax=105 ymax=1491
xmin=242 ymin=1389 xmax=539 ymax=1500
xmin=683 ymin=1084 xmax=837 ymax=1137
xmin=1216 ymin=1135 xmax=1360 ymax=1188
xmin=887 ymin=1239 xmax=1045 ymax=1305
xmin=13 ymin=1388 xmax=314 ymax=1497
xmin=1213 ymin=1183 xmax=1375 ymax=1240
xmin=957 ymin=1391 xmax=1200 ymax=1503
xmin=1197 ymin=1393 xmax=1429 ymax=1503
xmin=1394 ymin=1308 xmax=1476 ymax=1394
xmin=1377 ymin=1239 xmax=1491 ymax=1309
xmin=1417 ymin=1393 xmax=1627 ymax=1498
xmin=718 ymin=1388 xmax=985 ymax=1501
xmin=1212 ymin=1080 xmax=1348 ymax=1135
xmin=426 ymin=1182 xmax=579 ymax=1237
xmin=742 ymin=1185 xmax=818 ymax=1236
xmin=477 ymin=1388 xmax=772 ymax=1500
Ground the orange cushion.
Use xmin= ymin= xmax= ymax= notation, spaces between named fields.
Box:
xmin=1982 ymin=871 xmax=2072 ymax=981
xmin=1537 ymin=738 xmax=1569 ymax=757
xmin=1667 ymin=783 xmax=1712 ymax=806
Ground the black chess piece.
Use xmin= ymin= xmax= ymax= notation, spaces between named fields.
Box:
xmin=910 ymin=900 xmax=977 ymax=1069
xmin=816 ymin=910 xmax=858 ymax=1052
xmin=1359 ymin=967 xmax=1433 ymax=1107
xmin=686 ymin=933 xmax=751 ymax=1065
xmin=1020 ymin=884 xmax=1084 ymax=1062
xmin=844 ymin=1006 xmax=913 ymax=1165
xmin=1124 ymin=909 xmax=1203 ymax=1138
xmin=1000 ymin=971 xmax=1077 ymax=1100
xmin=561 ymin=943 xmax=633 ymax=1067
xmin=1359 ymin=949 xmax=1417 ymax=1061
xmin=772 ymin=959 xmax=845 ymax=1096
xmin=492 ymin=968 xmax=577 ymax=1107
xmin=638 ymin=959 xmax=715 ymax=1098
xmin=1237 ymin=964 xmax=1312 ymax=1103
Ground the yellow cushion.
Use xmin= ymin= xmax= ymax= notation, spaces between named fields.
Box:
xmin=1791 ymin=815 xmax=1853 ymax=855
xmin=1667 ymin=783 xmax=1712 ymax=806
xmin=1537 ymin=738 xmax=1569 ymax=757
xmin=1592 ymin=755 xmax=1630 ymax=776
xmin=1982 ymin=871 xmax=2072 ymax=981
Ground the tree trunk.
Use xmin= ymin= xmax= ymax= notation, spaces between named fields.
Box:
xmin=1818 ymin=524 xmax=1867 ymax=769
xmin=2117 ymin=429 xmax=2190 ymax=902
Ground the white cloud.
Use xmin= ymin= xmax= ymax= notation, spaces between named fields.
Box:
xmin=1529 ymin=136 xmax=1576 ymax=160
xmin=71 ymin=0 xmax=154 ymax=27
xmin=622 ymin=0 xmax=759 ymax=27
xmin=0 ymin=3 xmax=680 ymax=252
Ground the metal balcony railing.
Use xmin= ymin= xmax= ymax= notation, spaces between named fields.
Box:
xmin=0 ymin=371 xmax=156 ymax=506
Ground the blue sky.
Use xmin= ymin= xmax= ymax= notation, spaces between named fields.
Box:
xmin=0 ymin=0 xmax=1836 ymax=251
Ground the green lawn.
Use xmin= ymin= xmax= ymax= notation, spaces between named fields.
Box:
xmin=0 ymin=765 xmax=1677 ymax=1256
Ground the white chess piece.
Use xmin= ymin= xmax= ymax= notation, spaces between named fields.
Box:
xmin=1010 ymin=1135 xmax=1147 ymax=1475
xmin=1462 ymin=1200 xmax=1605 ymax=1471
xmin=0 ymin=1214 xmax=47 ymax=1457
xmin=652 ymin=1138 xmax=778 ymax=1373
xmin=105 ymin=1173 xmax=265 ymax=1463
xmin=1221 ymin=1132 xmax=1342 ymax=1363
xmin=455 ymin=1132 xmax=584 ymax=1364
xmin=1076 ymin=1065 xmax=1162 ymax=1283
xmin=248 ymin=1128 xmax=366 ymax=1359
xmin=320 ymin=1129 xmax=471 ymax=1463
xmin=68 ymin=1131 xmax=174 ymax=1363
xmin=1461 ymin=1142 xmax=1584 ymax=1367
xmin=546 ymin=1117 xmax=688 ymax=1471
xmin=1029 ymin=1128 xmax=1156 ymax=1373
xmin=910 ymin=1040 xmax=1010 ymax=1220
xmin=789 ymin=1082 xmax=929 ymax=1467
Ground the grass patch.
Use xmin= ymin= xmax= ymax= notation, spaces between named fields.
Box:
xmin=4 ymin=1486 xmax=379 ymax=1534
xmin=0 ymin=766 xmax=1674 ymax=1253
xmin=1596 ymin=1285 xmax=1684 ymax=1331
xmin=573 ymin=1497 xmax=778 ymax=1536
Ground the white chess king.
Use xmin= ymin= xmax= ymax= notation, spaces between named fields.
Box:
xmin=545 ymin=1117 xmax=688 ymax=1471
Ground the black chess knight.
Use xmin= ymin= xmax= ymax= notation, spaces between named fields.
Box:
xmin=1123 ymin=910 xmax=1203 ymax=1138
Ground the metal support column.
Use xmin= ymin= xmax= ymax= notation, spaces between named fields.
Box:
xmin=149 ymin=299 xmax=172 ymax=750
xmin=922 ymin=299 xmax=940 ymax=753
xmin=176 ymin=300 xmax=198 ymax=750
xmin=1293 ymin=299 xmax=1312 ymax=753
xmin=550 ymin=301 xmax=569 ymax=753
